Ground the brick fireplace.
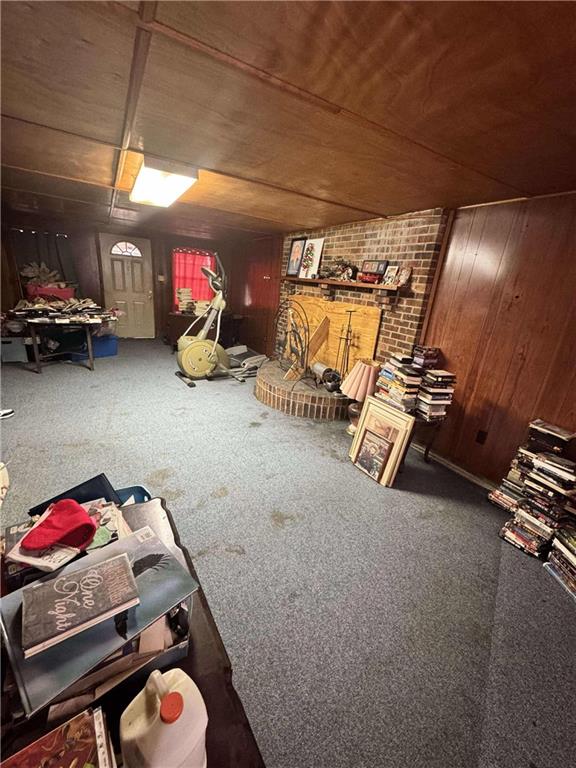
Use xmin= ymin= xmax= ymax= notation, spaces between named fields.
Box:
xmin=279 ymin=208 xmax=451 ymax=360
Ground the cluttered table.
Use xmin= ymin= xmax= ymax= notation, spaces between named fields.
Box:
xmin=26 ymin=319 xmax=100 ymax=373
xmin=1 ymin=476 xmax=265 ymax=767
xmin=3 ymin=297 xmax=118 ymax=374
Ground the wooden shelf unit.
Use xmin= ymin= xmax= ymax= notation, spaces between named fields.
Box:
xmin=281 ymin=276 xmax=401 ymax=305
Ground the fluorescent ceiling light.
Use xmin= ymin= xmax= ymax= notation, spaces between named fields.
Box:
xmin=129 ymin=157 xmax=198 ymax=207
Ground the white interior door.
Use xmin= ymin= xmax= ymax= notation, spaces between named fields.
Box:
xmin=99 ymin=234 xmax=155 ymax=338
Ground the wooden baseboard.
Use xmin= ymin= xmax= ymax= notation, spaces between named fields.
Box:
xmin=410 ymin=442 xmax=496 ymax=491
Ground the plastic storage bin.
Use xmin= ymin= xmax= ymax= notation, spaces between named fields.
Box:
xmin=115 ymin=486 xmax=153 ymax=504
xmin=69 ymin=334 xmax=118 ymax=360
xmin=1 ymin=338 xmax=28 ymax=363
xmin=25 ymin=284 xmax=75 ymax=300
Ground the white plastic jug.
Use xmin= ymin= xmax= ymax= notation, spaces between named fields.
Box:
xmin=120 ymin=669 xmax=208 ymax=768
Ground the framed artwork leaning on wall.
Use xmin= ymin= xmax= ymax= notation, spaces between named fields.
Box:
xmin=286 ymin=237 xmax=307 ymax=276
xmin=354 ymin=429 xmax=393 ymax=482
xmin=349 ymin=396 xmax=415 ymax=487
xmin=298 ymin=238 xmax=325 ymax=278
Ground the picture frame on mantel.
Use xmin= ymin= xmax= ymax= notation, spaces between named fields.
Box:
xmin=286 ymin=237 xmax=307 ymax=276
xmin=349 ymin=396 xmax=415 ymax=487
xmin=298 ymin=237 xmax=325 ymax=279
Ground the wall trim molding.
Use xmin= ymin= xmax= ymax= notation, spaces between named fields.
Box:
xmin=410 ymin=443 xmax=495 ymax=491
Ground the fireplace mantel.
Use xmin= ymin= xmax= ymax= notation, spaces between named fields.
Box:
xmin=281 ymin=276 xmax=401 ymax=306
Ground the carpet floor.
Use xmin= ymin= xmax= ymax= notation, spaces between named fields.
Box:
xmin=1 ymin=340 xmax=574 ymax=768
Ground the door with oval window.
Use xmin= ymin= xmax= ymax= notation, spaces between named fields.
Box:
xmin=99 ymin=234 xmax=155 ymax=338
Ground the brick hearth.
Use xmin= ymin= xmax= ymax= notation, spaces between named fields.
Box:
xmin=255 ymin=361 xmax=349 ymax=420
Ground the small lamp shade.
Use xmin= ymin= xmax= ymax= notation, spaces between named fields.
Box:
xmin=340 ymin=359 xmax=379 ymax=401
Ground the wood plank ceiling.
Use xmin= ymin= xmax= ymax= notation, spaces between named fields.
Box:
xmin=2 ymin=1 xmax=575 ymax=239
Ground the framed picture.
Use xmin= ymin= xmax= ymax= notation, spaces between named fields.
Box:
xmin=396 ymin=266 xmax=412 ymax=287
xmin=354 ymin=429 xmax=393 ymax=482
xmin=349 ymin=396 xmax=415 ymax=487
xmin=287 ymin=237 xmax=307 ymax=276
xmin=383 ymin=265 xmax=399 ymax=285
xmin=361 ymin=259 xmax=388 ymax=275
xmin=298 ymin=237 xmax=325 ymax=279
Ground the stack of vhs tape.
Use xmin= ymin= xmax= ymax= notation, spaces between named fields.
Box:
xmin=489 ymin=420 xmax=576 ymax=569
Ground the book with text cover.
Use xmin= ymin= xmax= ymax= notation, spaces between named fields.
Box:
xmin=0 ymin=707 xmax=108 ymax=768
xmin=0 ymin=526 xmax=198 ymax=716
xmin=22 ymin=553 xmax=139 ymax=658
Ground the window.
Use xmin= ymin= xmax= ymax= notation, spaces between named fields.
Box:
xmin=172 ymin=248 xmax=216 ymax=308
xmin=111 ymin=241 xmax=142 ymax=257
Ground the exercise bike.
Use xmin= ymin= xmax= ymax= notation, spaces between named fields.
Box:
xmin=176 ymin=257 xmax=266 ymax=383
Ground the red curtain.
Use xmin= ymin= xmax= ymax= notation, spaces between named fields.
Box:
xmin=172 ymin=248 xmax=216 ymax=309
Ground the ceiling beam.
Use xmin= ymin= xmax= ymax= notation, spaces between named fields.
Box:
xmin=109 ymin=1 xmax=157 ymax=218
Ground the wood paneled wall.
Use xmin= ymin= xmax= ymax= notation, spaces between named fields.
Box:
xmin=424 ymin=193 xmax=576 ymax=483
xmin=1 ymin=240 xmax=20 ymax=312
xmin=225 ymin=235 xmax=283 ymax=355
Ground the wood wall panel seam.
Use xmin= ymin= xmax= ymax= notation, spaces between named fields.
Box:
xmin=139 ymin=18 xmax=527 ymax=197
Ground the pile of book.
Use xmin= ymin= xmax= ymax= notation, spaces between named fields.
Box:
xmin=0 ymin=474 xmax=198 ymax=727
xmin=375 ymin=354 xmax=423 ymax=413
xmin=545 ymin=526 xmax=576 ymax=601
xmin=416 ymin=369 xmax=456 ymax=422
xmin=489 ymin=420 xmax=576 ymax=577
xmin=412 ymin=344 xmax=440 ymax=369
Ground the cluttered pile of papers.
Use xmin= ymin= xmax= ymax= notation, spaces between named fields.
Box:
xmin=10 ymin=297 xmax=118 ymax=325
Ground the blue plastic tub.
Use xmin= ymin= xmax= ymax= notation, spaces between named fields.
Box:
xmin=115 ymin=485 xmax=153 ymax=505
xmin=69 ymin=335 xmax=119 ymax=360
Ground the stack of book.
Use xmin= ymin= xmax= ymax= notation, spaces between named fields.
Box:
xmin=0 ymin=477 xmax=198 ymax=724
xmin=416 ymin=369 xmax=456 ymax=422
xmin=412 ymin=344 xmax=440 ymax=369
xmin=375 ymin=355 xmax=423 ymax=413
xmin=489 ymin=420 xmax=576 ymax=565
xmin=545 ymin=526 xmax=576 ymax=601
xmin=176 ymin=287 xmax=193 ymax=312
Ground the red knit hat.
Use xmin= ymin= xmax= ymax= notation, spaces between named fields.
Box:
xmin=20 ymin=499 xmax=97 ymax=551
